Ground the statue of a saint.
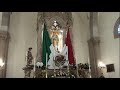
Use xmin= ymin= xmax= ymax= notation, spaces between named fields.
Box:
xmin=27 ymin=47 xmax=33 ymax=65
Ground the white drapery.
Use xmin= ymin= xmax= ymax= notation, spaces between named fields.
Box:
xmin=48 ymin=44 xmax=68 ymax=69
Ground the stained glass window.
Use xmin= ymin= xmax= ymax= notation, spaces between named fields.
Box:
xmin=114 ymin=17 xmax=120 ymax=39
xmin=118 ymin=25 xmax=120 ymax=34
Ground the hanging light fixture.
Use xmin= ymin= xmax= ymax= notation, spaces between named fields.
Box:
xmin=98 ymin=61 xmax=106 ymax=68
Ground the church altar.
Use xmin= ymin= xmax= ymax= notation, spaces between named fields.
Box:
xmin=23 ymin=63 xmax=91 ymax=78
xmin=22 ymin=12 xmax=91 ymax=78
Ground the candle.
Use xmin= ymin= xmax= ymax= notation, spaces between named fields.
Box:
xmin=66 ymin=46 xmax=68 ymax=61
xmin=46 ymin=53 xmax=47 ymax=67
xmin=33 ymin=57 xmax=36 ymax=78
xmin=53 ymin=51 xmax=56 ymax=77
xmin=76 ymin=63 xmax=79 ymax=78
xmin=46 ymin=53 xmax=48 ymax=78
xmin=25 ymin=51 xmax=28 ymax=66
xmin=88 ymin=57 xmax=91 ymax=73
xmin=76 ymin=57 xmax=79 ymax=78
xmin=25 ymin=51 xmax=27 ymax=57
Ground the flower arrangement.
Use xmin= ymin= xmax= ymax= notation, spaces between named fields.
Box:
xmin=77 ymin=63 xmax=91 ymax=78
xmin=78 ymin=63 xmax=90 ymax=70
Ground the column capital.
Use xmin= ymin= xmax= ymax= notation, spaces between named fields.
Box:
xmin=88 ymin=37 xmax=100 ymax=44
xmin=0 ymin=31 xmax=10 ymax=40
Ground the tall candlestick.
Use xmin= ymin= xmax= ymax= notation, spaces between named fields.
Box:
xmin=33 ymin=58 xmax=36 ymax=78
xmin=53 ymin=60 xmax=56 ymax=77
xmin=34 ymin=58 xmax=35 ymax=71
xmin=88 ymin=57 xmax=91 ymax=73
xmin=66 ymin=46 xmax=69 ymax=77
xmin=76 ymin=64 xmax=79 ymax=78
xmin=67 ymin=60 xmax=70 ymax=77
xmin=88 ymin=57 xmax=91 ymax=78
xmin=66 ymin=46 xmax=68 ymax=61
xmin=76 ymin=57 xmax=79 ymax=78
xmin=46 ymin=53 xmax=48 ymax=78
xmin=25 ymin=51 xmax=28 ymax=66
xmin=53 ymin=51 xmax=56 ymax=77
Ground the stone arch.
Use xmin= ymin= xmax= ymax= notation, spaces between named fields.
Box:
xmin=47 ymin=16 xmax=66 ymax=30
xmin=114 ymin=17 xmax=120 ymax=39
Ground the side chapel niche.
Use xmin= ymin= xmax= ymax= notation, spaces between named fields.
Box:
xmin=36 ymin=12 xmax=73 ymax=62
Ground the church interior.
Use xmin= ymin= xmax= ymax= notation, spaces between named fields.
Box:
xmin=0 ymin=12 xmax=119 ymax=78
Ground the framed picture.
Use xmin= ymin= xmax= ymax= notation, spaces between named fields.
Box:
xmin=106 ymin=64 xmax=115 ymax=72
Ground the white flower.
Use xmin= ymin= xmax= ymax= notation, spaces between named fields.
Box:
xmin=36 ymin=62 xmax=43 ymax=67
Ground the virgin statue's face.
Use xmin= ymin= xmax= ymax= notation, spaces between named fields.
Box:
xmin=53 ymin=32 xmax=56 ymax=36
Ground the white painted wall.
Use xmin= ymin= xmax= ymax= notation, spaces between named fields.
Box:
xmin=72 ymin=12 xmax=90 ymax=64
xmin=6 ymin=12 xmax=89 ymax=78
xmin=0 ymin=12 xmax=2 ymax=30
xmin=0 ymin=12 xmax=9 ymax=31
xmin=98 ymin=12 xmax=119 ymax=78
xmin=6 ymin=12 xmax=37 ymax=78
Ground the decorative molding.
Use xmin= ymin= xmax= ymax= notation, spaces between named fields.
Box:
xmin=37 ymin=12 xmax=73 ymax=28
xmin=88 ymin=37 xmax=100 ymax=45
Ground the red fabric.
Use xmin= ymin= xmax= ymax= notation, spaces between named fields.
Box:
xmin=65 ymin=29 xmax=75 ymax=65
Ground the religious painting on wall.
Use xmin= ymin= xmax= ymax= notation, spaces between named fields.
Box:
xmin=106 ymin=64 xmax=115 ymax=72
xmin=50 ymin=31 xmax=63 ymax=53
xmin=50 ymin=21 xmax=63 ymax=53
